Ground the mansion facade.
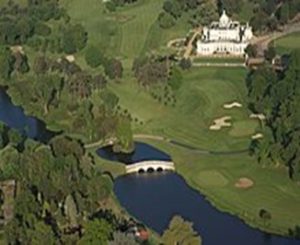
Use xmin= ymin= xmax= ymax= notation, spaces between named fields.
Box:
xmin=196 ymin=10 xmax=253 ymax=56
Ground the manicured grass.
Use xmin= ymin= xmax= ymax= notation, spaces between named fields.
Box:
xmin=229 ymin=120 xmax=258 ymax=137
xmin=108 ymin=63 xmax=300 ymax=235
xmin=118 ymin=0 xmax=164 ymax=61
xmin=5 ymin=0 xmax=298 ymax=237
xmin=61 ymin=0 xmax=166 ymax=69
xmin=197 ymin=171 xmax=229 ymax=187
xmin=111 ymin=67 xmax=256 ymax=151
xmin=140 ymin=138 xmax=300 ymax=236
xmin=193 ymin=56 xmax=245 ymax=64
xmin=275 ymin=32 xmax=300 ymax=54
xmin=141 ymin=14 xmax=190 ymax=56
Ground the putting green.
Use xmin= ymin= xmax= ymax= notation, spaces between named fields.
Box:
xmin=229 ymin=120 xmax=258 ymax=137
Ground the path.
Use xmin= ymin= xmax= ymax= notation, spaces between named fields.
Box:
xmin=85 ymin=134 xmax=249 ymax=156
xmin=193 ymin=62 xmax=245 ymax=68
xmin=167 ymin=38 xmax=185 ymax=49
xmin=252 ymin=20 xmax=300 ymax=56
xmin=183 ymin=27 xmax=202 ymax=59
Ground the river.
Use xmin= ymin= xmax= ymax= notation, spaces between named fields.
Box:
xmin=1 ymin=88 xmax=299 ymax=245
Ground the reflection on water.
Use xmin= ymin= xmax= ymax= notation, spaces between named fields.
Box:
xmin=115 ymin=173 xmax=299 ymax=245
xmin=0 ymin=88 xmax=58 ymax=143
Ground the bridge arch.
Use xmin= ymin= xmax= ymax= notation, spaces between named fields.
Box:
xmin=126 ymin=160 xmax=175 ymax=174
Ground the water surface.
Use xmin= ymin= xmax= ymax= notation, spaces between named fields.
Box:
xmin=115 ymin=173 xmax=299 ymax=245
xmin=0 ymin=88 xmax=57 ymax=143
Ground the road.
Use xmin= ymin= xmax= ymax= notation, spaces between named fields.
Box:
xmin=251 ymin=20 xmax=300 ymax=56
xmin=183 ymin=27 xmax=202 ymax=59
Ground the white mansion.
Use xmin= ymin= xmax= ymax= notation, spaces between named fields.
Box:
xmin=196 ymin=10 xmax=253 ymax=56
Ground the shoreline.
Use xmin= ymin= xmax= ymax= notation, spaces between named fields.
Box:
xmin=1 ymin=84 xmax=299 ymax=240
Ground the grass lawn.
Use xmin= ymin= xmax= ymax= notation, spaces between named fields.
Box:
xmin=139 ymin=138 xmax=300 ymax=236
xmin=274 ymin=32 xmax=300 ymax=54
xmin=193 ymin=56 xmax=245 ymax=64
xmin=4 ymin=0 xmax=298 ymax=237
xmin=61 ymin=0 xmax=168 ymax=69
xmin=111 ymin=67 xmax=256 ymax=151
xmin=108 ymin=63 xmax=300 ymax=235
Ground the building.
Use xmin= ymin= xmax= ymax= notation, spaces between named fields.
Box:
xmin=196 ymin=10 xmax=253 ymax=56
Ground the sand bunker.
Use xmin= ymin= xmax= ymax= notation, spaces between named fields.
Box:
xmin=250 ymin=113 xmax=266 ymax=121
xmin=235 ymin=177 xmax=254 ymax=189
xmin=10 ymin=45 xmax=24 ymax=54
xmin=251 ymin=133 xmax=264 ymax=140
xmin=65 ymin=55 xmax=75 ymax=63
xmin=223 ymin=102 xmax=242 ymax=109
xmin=209 ymin=116 xmax=232 ymax=130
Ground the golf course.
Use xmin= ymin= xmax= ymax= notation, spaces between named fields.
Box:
xmin=0 ymin=0 xmax=300 ymax=243
xmin=58 ymin=0 xmax=300 ymax=237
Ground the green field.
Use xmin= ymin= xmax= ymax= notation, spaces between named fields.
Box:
xmin=1 ymin=0 xmax=297 ymax=238
xmin=193 ymin=56 xmax=245 ymax=64
xmin=275 ymin=32 xmax=300 ymax=54
xmin=107 ymin=65 xmax=300 ymax=235
xmin=56 ymin=0 xmax=300 ymax=236
xmin=145 ymin=139 xmax=300 ymax=235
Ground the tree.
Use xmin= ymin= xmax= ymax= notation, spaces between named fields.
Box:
xmin=168 ymin=66 xmax=183 ymax=91
xmin=158 ymin=12 xmax=176 ymax=29
xmin=34 ymin=22 xmax=52 ymax=36
xmin=68 ymin=72 xmax=92 ymax=99
xmin=108 ymin=231 xmax=138 ymax=245
xmin=264 ymin=44 xmax=276 ymax=62
xmin=163 ymin=0 xmax=182 ymax=19
xmin=162 ymin=216 xmax=202 ymax=245
xmin=104 ymin=58 xmax=123 ymax=79
xmin=278 ymin=2 xmax=290 ymax=24
xmin=259 ymin=209 xmax=272 ymax=224
xmin=245 ymin=44 xmax=258 ymax=58
xmin=133 ymin=56 xmax=168 ymax=87
xmin=114 ymin=116 xmax=133 ymax=153
xmin=85 ymin=45 xmax=104 ymax=68
xmin=28 ymin=221 xmax=57 ymax=245
xmin=92 ymin=74 xmax=107 ymax=90
xmin=61 ymin=24 xmax=87 ymax=54
xmin=13 ymin=52 xmax=30 ymax=73
xmin=33 ymin=56 xmax=48 ymax=74
xmin=50 ymin=136 xmax=84 ymax=160
xmin=7 ymin=128 xmax=23 ymax=147
xmin=100 ymin=89 xmax=119 ymax=111
xmin=179 ymin=58 xmax=191 ymax=70
xmin=218 ymin=0 xmax=243 ymax=15
xmin=0 ymin=47 xmax=15 ymax=80
xmin=79 ymin=219 xmax=113 ymax=245
xmin=191 ymin=1 xmax=219 ymax=26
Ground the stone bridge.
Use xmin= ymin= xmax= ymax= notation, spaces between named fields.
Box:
xmin=125 ymin=160 xmax=175 ymax=174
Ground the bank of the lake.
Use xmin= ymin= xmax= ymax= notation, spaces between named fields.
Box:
xmin=138 ymin=139 xmax=300 ymax=238
xmin=0 ymin=88 xmax=161 ymax=243
xmin=115 ymin=172 xmax=300 ymax=245
xmin=2 ymin=78 xmax=300 ymax=240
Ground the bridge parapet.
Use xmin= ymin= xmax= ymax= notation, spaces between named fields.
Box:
xmin=125 ymin=160 xmax=175 ymax=174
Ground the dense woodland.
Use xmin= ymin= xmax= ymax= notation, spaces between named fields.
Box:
xmin=158 ymin=0 xmax=300 ymax=32
xmin=0 ymin=0 xmax=136 ymax=243
xmin=247 ymin=50 xmax=300 ymax=181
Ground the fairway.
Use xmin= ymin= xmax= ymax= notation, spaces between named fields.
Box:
xmin=110 ymin=66 xmax=258 ymax=151
xmin=1 ymin=0 xmax=300 ymax=243
xmin=196 ymin=171 xmax=229 ymax=187
xmin=275 ymin=32 xmax=300 ymax=54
